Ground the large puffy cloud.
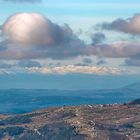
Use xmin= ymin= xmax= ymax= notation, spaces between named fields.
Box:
xmin=0 ymin=13 xmax=85 ymax=59
xmin=3 ymin=13 xmax=63 ymax=46
xmin=1 ymin=13 xmax=140 ymax=61
xmin=101 ymin=14 xmax=140 ymax=35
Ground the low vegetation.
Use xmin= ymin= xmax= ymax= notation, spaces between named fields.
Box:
xmin=0 ymin=100 xmax=140 ymax=139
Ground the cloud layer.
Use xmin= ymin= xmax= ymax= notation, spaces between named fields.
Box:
xmin=2 ymin=13 xmax=140 ymax=60
xmin=0 ymin=12 xmax=140 ymax=71
xmin=91 ymin=32 xmax=106 ymax=45
xmin=18 ymin=60 xmax=41 ymax=68
xmin=125 ymin=58 xmax=140 ymax=67
xmin=27 ymin=65 xmax=124 ymax=75
xmin=87 ymin=42 xmax=140 ymax=58
xmin=101 ymin=14 xmax=140 ymax=35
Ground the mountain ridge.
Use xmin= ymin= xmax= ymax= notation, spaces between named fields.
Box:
xmin=0 ymin=101 xmax=140 ymax=140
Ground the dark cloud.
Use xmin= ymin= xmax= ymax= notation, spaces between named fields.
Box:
xmin=3 ymin=13 xmax=64 ymax=46
xmin=101 ymin=14 xmax=140 ymax=35
xmin=18 ymin=60 xmax=41 ymax=68
xmin=1 ymin=13 xmax=140 ymax=61
xmin=1 ymin=38 xmax=140 ymax=60
xmin=0 ymin=62 xmax=12 ymax=68
xmin=0 ymin=13 xmax=86 ymax=60
xmin=0 ymin=41 xmax=8 ymax=51
xmin=86 ymin=42 xmax=140 ymax=58
xmin=82 ymin=58 xmax=92 ymax=64
xmin=0 ymin=28 xmax=8 ymax=51
xmin=91 ymin=32 xmax=106 ymax=45
xmin=96 ymin=59 xmax=107 ymax=65
xmin=124 ymin=58 xmax=140 ymax=67
xmin=75 ymin=63 xmax=89 ymax=66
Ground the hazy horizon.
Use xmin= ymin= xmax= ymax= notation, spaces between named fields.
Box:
xmin=0 ymin=74 xmax=140 ymax=90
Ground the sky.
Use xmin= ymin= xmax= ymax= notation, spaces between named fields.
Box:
xmin=0 ymin=0 xmax=140 ymax=89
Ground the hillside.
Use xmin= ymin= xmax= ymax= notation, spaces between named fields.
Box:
xmin=0 ymin=103 xmax=140 ymax=140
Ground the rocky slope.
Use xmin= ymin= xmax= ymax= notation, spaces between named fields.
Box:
xmin=0 ymin=102 xmax=140 ymax=140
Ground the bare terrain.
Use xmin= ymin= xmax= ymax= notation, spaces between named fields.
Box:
xmin=0 ymin=100 xmax=140 ymax=140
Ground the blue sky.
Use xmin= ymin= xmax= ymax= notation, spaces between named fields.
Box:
xmin=0 ymin=0 xmax=140 ymax=89
xmin=1 ymin=0 xmax=140 ymax=27
xmin=1 ymin=0 xmax=140 ymax=33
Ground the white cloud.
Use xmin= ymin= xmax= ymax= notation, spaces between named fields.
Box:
xmin=1 ymin=12 xmax=140 ymax=64
xmin=87 ymin=41 xmax=140 ymax=58
xmin=3 ymin=13 xmax=63 ymax=46
xmin=0 ymin=12 xmax=85 ymax=60
xmin=27 ymin=65 xmax=125 ymax=75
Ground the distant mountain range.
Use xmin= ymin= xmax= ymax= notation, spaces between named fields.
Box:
xmin=0 ymin=82 xmax=140 ymax=114
xmin=122 ymin=82 xmax=140 ymax=92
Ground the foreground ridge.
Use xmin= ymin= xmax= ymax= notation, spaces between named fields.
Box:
xmin=0 ymin=101 xmax=140 ymax=140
